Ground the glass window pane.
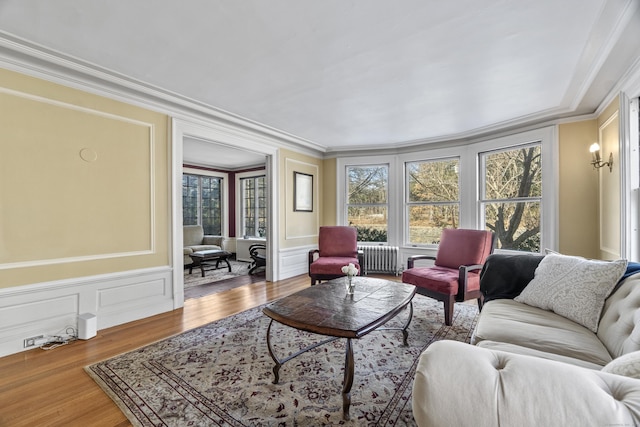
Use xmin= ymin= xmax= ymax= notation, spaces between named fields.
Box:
xmin=408 ymin=205 xmax=460 ymax=244
xmin=347 ymin=166 xmax=388 ymax=204
xmin=484 ymin=201 xmax=540 ymax=252
xmin=348 ymin=206 xmax=388 ymax=242
xmin=407 ymin=159 xmax=459 ymax=202
xmin=484 ymin=145 xmax=541 ymax=200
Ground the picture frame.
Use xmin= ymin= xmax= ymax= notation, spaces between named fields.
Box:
xmin=294 ymin=172 xmax=313 ymax=212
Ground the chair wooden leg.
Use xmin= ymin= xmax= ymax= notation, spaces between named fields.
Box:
xmin=443 ymin=296 xmax=454 ymax=326
xmin=311 ymin=277 xmax=317 ymax=286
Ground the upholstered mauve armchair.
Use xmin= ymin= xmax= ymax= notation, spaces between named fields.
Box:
xmin=402 ymin=228 xmax=495 ymax=325
xmin=308 ymin=226 xmax=363 ymax=285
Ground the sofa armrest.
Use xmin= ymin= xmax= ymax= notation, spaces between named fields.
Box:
xmin=413 ymin=340 xmax=640 ymax=427
xmin=479 ymin=253 xmax=545 ymax=302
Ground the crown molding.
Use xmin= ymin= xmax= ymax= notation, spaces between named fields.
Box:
xmin=0 ymin=31 xmax=326 ymax=158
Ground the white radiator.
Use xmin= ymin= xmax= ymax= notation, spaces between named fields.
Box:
xmin=358 ymin=245 xmax=400 ymax=275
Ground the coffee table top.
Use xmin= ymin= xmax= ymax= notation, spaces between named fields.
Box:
xmin=263 ymin=277 xmax=416 ymax=339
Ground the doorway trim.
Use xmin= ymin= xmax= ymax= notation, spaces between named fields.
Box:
xmin=171 ymin=117 xmax=280 ymax=308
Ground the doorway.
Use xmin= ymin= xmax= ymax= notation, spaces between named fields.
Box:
xmin=171 ymin=117 xmax=279 ymax=308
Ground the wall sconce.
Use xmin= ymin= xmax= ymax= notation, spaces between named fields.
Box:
xmin=589 ymin=143 xmax=613 ymax=172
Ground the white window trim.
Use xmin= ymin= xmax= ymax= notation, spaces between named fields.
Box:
xmin=235 ymin=169 xmax=266 ymax=238
xmin=338 ymin=126 xmax=558 ymax=253
xmin=337 ymin=156 xmax=400 ymax=247
xmin=404 ymin=155 xmax=462 ymax=247
xmin=182 ymin=167 xmax=229 ymax=238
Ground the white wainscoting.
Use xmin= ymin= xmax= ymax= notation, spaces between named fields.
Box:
xmin=278 ymin=245 xmax=315 ymax=280
xmin=0 ymin=267 xmax=174 ymax=357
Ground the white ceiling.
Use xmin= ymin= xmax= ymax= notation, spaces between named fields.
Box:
xmin=183 ymin=137 xmax=265 ymax=169
xmin=1 ymin=1 xmax=639 ymax=158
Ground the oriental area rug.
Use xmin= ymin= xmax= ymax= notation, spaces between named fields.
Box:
xmin=85 ymin=295 xmax=478 ymax=426
xmin=183 ymin=260 xmax=252 ymax=289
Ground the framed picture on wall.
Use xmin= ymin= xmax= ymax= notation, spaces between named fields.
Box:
xmin=294 ymin=172 xmax=313 ymax=212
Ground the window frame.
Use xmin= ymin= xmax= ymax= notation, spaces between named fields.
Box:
xmin=345 ymin=163 xmax=390 ymax=244
xmin=337 ymin=156 xmax=400 ymax=246
xmin=235 ymin=168 xmax=271 ymax=239
xmin=239 ymin=174 xmax=267 ymax=238
xmin=404 ymin=156 xmax=461 ymax=247
xmin=478 ymin=142 xmax=543 ymax=252
xmin=182 ymin=167 xmax=228 ymax=237
xmin=337 ymin=127 xmax=557 ymax=254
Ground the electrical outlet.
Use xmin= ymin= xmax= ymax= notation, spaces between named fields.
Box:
xmin=23 ymin=335 xmax=48 ymax=348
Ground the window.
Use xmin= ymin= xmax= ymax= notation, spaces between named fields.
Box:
xmin=406 ymin=158 xmax=460 ymax=245
xmin=347 ymin=165 xmax=388 ymax=242
xmin=182 ymin=174 xmax=222 ymax=235
xmin=480 ymin=143 xmax=542 ymax=252
xmin=241 ymin=175 xmax=267 ymax=237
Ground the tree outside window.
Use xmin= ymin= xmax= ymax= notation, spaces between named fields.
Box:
xmin=406 ymin=158 xmax=460 ymax=244
xmin=182 ymin=174 xmax=222 ymax=235
xmin=480 ymin=144 xmax=541 ymax=252
xmin=347 ymin=165 xmax=388 ymax=242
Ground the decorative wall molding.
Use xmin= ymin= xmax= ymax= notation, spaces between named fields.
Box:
xmin=0 ymin=267 xmax=173 ymax=357
xmin=0 ymin=31 xmax=325 ymax=158
xmin=279 ymin=245 xmax=315 ymax=279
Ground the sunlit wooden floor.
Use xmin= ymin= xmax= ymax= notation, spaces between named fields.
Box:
xmin=0 ymin=274 xmax=315 ymax=427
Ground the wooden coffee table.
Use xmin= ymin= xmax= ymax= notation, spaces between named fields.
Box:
xmin=262 ymin=277 xmax=416 ymax=420
xmin=188 ymin=250 xmax=233 ymax=277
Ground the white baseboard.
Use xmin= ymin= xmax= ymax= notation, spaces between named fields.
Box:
xmin=0 ymin=267 xmax=173 ymax=357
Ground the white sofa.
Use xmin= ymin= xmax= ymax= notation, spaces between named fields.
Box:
xmin=412 ymin=253 xmax=640 ymax=426
xmin=183 ymin=225 xmax=224 ymax=266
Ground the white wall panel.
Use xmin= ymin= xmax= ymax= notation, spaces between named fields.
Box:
xmin=0 ymin=267 xmax=173 ymax=357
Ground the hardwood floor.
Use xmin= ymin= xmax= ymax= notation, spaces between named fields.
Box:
xmin=0 ymin=274 xmax=311 ymax=427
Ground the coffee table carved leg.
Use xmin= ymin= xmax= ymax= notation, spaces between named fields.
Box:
xmin=342 ymin=338 xmax=354 ymax=421
xmin=265 ymin=319 xmax=281 ymax=384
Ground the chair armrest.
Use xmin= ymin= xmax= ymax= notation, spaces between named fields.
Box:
xmin=357 ymin=249 xmax=364 ymax=275
xmin=459 ymin=263 xmax=483 ymax=274
xmin=308 ymin=249 xmax=320 ymax=265
xmin=413 ymin=341 xmax=640 ymax=427
xmin=407 ymin=254 xmax=436 ymax=269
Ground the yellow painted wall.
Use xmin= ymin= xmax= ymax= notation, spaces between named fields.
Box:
xmin=558 ymin=120 xmax=599 ymax=258
xmin=0 ymin=69 xmax=170 ymax=288
xmin=279 ymin=149 xmax=324 ymax=249
xmin=597 ymin=95 xmax=621 ymax=259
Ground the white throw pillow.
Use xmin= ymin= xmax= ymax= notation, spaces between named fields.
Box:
xmin=514 ymin=252 xmax=627 ymax=332
xmin=602 ymin=352 xmax=640 ymax=379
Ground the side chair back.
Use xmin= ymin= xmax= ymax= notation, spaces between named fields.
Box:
xmin=308 ymin=226 xmax=363 ymax=285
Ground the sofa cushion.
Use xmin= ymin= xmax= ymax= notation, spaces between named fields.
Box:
xmin=602 ymin=351 xmax=640 ymax=379
xmin=479 ymin=253 xmax=545 ymax=302
xmin=476 ymin=340 xmax=604 ymax=370
xmin=309 ymin=256 xmax=360 ymax=275
xmin=514 ymin=252 xmax=627 ymax=332
xmin=188 ymin=244 xmax=221 ymax=253
xmin=402 ymin=266 xmax=480 ymax=295
xmin=183 ymin=225 xmax=205 ymax=246
xmin=472 ymin=299 xmax=613 ymax=366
